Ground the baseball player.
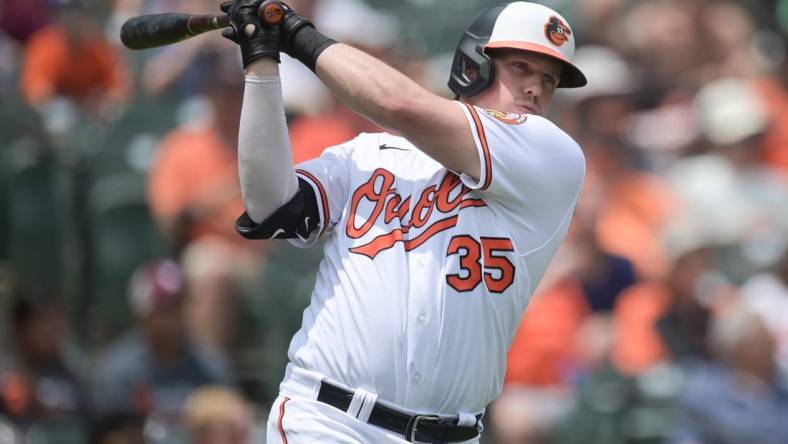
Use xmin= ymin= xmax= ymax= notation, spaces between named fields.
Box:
xmin=220 ymin=1 xmax=587 ymax=442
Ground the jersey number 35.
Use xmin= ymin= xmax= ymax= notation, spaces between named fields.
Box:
xmin=446 ymin=236 xmax=515 ymax=294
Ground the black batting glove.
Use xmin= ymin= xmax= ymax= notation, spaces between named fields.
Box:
xmin=220 ymin=0 xmax=280 ymax=67
xmin=278 ymin=3 xmax=314 ymax=56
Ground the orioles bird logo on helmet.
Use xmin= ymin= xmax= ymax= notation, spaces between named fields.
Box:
xmin=544 ymin=16 xmax=571 ymax=46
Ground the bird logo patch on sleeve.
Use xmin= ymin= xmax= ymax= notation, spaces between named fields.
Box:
xmin=482 ymin=109 xmax=528 ymax=125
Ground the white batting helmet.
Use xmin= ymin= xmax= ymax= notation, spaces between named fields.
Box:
xmin=448 ymin=2 xmax=587 ymax=97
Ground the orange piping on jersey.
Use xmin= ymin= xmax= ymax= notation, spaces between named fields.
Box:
xmin=297 ymin=169 xmax=330 ymax=235
xmin=460 ymin=199 xmax=487 ymax=209
xmin=278 ymin=396 xmax=290 ymax=444
xmin=464 ymin=104 xmax=493 ymax=191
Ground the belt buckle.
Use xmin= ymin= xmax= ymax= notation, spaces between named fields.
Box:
xmin=407 ymin=415 xmax=441 ymax=443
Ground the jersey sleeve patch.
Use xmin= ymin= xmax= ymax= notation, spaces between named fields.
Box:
xmin=481 ymin=108 xmax=528 ymax=125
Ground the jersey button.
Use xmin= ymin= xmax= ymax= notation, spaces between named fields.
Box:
xmin=417 ymin=314 xmax=428 ymax=324
xmin=413 ymin=372 xmax=422 ymax=383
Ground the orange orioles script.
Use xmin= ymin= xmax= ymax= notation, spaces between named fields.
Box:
xmin=347 ymin=169 xmax=486 ymax=259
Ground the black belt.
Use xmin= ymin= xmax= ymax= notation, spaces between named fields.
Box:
xmin=316 ymin=381 xmax=481 ymax=443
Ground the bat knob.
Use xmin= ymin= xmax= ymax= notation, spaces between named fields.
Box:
xmin=259 ymin=0 xmax=285 ymax=27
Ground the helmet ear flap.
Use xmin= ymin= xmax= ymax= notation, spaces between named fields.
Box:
xmin=449 ymin=45 xmax=494 ymax=98
xmin=447 ymin=4 xmax=505 ymax=98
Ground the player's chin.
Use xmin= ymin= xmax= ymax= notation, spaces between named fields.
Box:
xmin=515 ymin=104 xmax=541 ymax=116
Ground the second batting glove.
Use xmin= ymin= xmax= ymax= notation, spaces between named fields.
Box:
xmin=220 ymin=0 xmax=280 ymax=67
xmin=278 ymin=3 xmax=336 ymax=72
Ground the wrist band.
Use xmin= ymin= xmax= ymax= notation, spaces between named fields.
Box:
xmin=289 ymin=25 xmax=337 ymax=72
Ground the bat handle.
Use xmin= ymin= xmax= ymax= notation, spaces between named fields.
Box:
xmin=189 ymin=1 xmax=282 ymax=34
xmin=186 ymin=14 xmax=229 ymax=35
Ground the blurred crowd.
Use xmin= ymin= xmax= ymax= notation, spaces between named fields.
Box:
xmin=0 ymin=0 xmax=786 ymax=443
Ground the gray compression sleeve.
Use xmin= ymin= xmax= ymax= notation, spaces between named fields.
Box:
xmin=238 ymin=75 xmax=299 ymax=223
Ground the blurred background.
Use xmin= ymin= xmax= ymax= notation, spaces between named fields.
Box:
xmin=0 ymin=0 xmax=787 ymax=443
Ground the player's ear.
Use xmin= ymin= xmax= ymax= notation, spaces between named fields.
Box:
xmin=463 ymin=64 xmax=479 ymax=83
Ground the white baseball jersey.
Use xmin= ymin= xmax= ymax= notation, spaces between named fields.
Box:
xmin=280 ymin=102 xmax=585 ymax=416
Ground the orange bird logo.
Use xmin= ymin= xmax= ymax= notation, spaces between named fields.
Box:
xmin=544 ymin=16 xmax=571 ymax=46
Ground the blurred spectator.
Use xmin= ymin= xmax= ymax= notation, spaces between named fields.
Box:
xmin=571 ymin=192 xmax=639 ymax=312
xmin=740 ymin=248 xmax=788 ymax=379
xmin=0 ymin=0 xmax=53 ymax=44
xmin=665 ymin=77 xmax=788 ymax=278
xmin=560 ymin=45 xmax=639 ymax=139
xmin=288 ymin=97 xmax=382 ymax=164
xmin=610 ymin=247 xmax=730 ymax=377
xmin=1 ymin=1 xmax=787 ymax=444
xmin=19 ymin=1 xmax=129 ymax=116
xmin=92 ymin=259 xmax=232 ymax=426
xmin=273 ymin=0 xmax=333 ymax=116
xmin=89 ymin=412 xmax=145 ymax=444
xmin=573 ymin=0 xmax=627 ymax=47
xmin=671 ymin=303 xmax=788 ymax=444
xmin=757 ymin=76 xmax=788 ymax=174
xmin=179 ymin=236 xmax=253 ymax=356
xmin=145 ymin=45 xmax=263 ymax=352
xmin=491 ymin=200 xmax=640 ymax=444
xmin=500 ymin=204 xmax=641 ymax=385
xmin=543 ymin=248 xmax=727 ymax=444
xmin=560 ymin=45 xmax=677 ymax=280
xmin=0 ymin=284 xmax=89 ymax=434
xmin=494 ymin=245 xmax=731 ymax=443
xmin=145 ymin=46 xmax=248 ymax=253
xmin=610 ymin=280 xmax=673 ymax=377
xmin=550 ymin=358 xmax=681 ymax=444
xmin=588 ymin=141 xmax=677 ymax=280
xmin=617 ymin=0 xmax=704 ymax=91
xmin=183 ymin=386 xmax=255 ymax=444
xmin=698 ymin=1 xmax=766 ymax=80
xmin=491 ymin=275 xmax=588 ymax=444
xmin=285 ymin=0 xmax=400 ymax=163
xmin=651 ymin=247 xmax=732 ymax=362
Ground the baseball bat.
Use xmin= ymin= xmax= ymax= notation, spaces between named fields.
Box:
xmin=120 ymin=0 xmax=285 ymax=50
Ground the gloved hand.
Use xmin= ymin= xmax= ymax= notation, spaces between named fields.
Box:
xmin=278 ymin=3 xmax=315 ymax=56
xmin=220 ymin=0 xmax=281 ymax=67
xmin=275 ymin=2 xmax=336 ymax=72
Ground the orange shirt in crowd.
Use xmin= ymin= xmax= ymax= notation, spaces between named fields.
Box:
xmin=756 ymin=78 xmax=788 ymax=174
xmin=593 ymin=172 xmax=676 ymax=280
xmin=147 ymin=125 xmax=245 ymax=246
xmin=289 ymin=106 xmax=381 ymax=165
xmin=505 ymin=278 xmax=674 ymax=385
xmin=611 ymin=282 xmax=672 ymax=375
xmin=20 ymin=24 xmax=128 ymax=107
xmin=505 ymin=279 xmax=590 ymax=386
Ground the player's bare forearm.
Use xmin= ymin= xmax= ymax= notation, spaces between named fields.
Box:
xmin=315 ymin=44 xmax=480 ymax=180
xmin=314 ymin=44 xmax=416 ymax=128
